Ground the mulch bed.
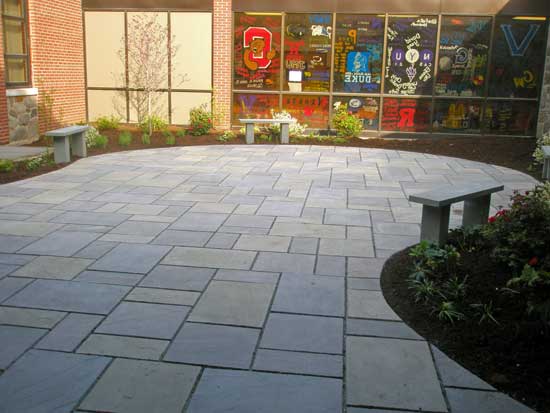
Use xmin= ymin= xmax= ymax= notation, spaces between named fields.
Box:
xmin=381 ymin=247 xmax=550 ymax=413
xmin=0 ymin=124 xmax=541 ymax=184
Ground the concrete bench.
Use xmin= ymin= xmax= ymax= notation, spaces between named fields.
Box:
xmin=239 ymin=118 xmax=296 ymax=144
xmin=409 ymin=183 xmax=504 ymax=245
xmin=542 ymin=145 xmax=550 ymax=180
xmin=46 ymin=125 xmax=89 ymax=164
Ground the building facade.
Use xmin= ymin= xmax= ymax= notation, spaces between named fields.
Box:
xmin=1 ymin=0 xmax=550 ymax=144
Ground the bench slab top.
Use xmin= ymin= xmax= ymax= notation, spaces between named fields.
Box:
xmin=542 ymin=145 xmax=550 ymax=157
xmin=409 ymin=184 xmax=504 ymax=207
xmin=46 ymin=125 xmax=89 ymax=137
xmin=239 ymin=118 xmax=296 ymax=124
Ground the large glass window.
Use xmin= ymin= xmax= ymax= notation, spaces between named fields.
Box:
xmin=284 ymin=14 xmax=333 ymax=92
xmin=384 ymin=16 xmax=438 ymax=95
xmin=483 ymin=100 xmax=538 ymax=136
xmin=232 ymin=93 xmax=280 ymax=124
xmin=333 ymin=15 xmax=384 ymax=93
xmin=234 ymin=13 xmax=282 ymax=91
xmin=433 ymin=99 xmax=483 ymax=134
xmin=382 ymin=98 xmax=432 ymax=132
xmin=489 ymin=17 xmax=547 ymax=99
xmin=435 ymin=16 xmax=492 ymax=97
xmin=333 ymin=96 xmax=380 ymax=130
xmin=2 ymin=0 xmax=30 ymax=86
xmin=282 ymin=94 xmax=330 ymax=128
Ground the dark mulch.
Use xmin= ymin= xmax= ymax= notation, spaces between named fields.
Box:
xmin=1 ymin=124 xmax=541 ymax=184
xmin=381 ymin=247 xmax=550 ymax=413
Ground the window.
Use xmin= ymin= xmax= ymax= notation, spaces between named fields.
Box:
xmin=433 ymin=99 xmax=483 ymax=134
xmin=282 ymin=94 xmax=330 ymax=128
xmin=333 ymin=96 xmax=379 ymax=130
xmin=233 ymin=93 xmax=280 ymax=124
xmin=2 ymin=0 xmax=30 ymax=86
xmin=382 ymin=98 xmax=432 ymax=132
xmin=483 ymin=100 xmax=537 ymax=136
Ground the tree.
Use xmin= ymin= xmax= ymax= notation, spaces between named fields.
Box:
xmin=118 ymin=13 xmax=182 ymax=135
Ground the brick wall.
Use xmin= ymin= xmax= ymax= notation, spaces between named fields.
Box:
xmin=212 ymin=0 xmax=232 ymax=129
xmin=0 ymin=17 xmax=9 ymax=144
xmin=28 ymin=0 xmax=86 ymax=134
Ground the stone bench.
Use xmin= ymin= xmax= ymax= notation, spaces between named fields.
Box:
xmin=409 ymin=183 xmax=504 ymax=245
xmin=542 ymin=145 xmax=550 ymax=180
xmin=46 ymin=125 xmax=89 ymax=164
xmin=239 ymin=118 xmax=296 ymax=144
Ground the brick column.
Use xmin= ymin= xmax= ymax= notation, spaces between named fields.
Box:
xmin=212 ymin=0 xmax=232 ymax=130
xmin=0 ymin=17 xmax=10 ymax=144
xmin=537 ymin=28 xmax=550 ymax=138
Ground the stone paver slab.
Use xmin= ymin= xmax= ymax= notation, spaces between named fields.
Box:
xmin=126 ymin=287 xmax=200 ymax=306
xmin=78 ymin=334 xmax=168 ymax=360
xmin=431 ymin=346 xmax=494 ymax=390
xmin=0 ymin=277 xmax=32 ymax=303
xmin=0 ymin=235 xmax=37 ymax=253
xmin=319 ymin=239 xmax=374 ymax=257
xmin=214 ymin=269 xmax=279 ymax=284
xmin=270 ymin=222 xmax=346 ymax=239
xmin=0 ymin=306 xmax=66 ymax=328
xmin=170 ymin=212 xmax=228 ymax=231
xmin=12 ymin=256 xmax=93 ymax=280
xmin=51 ymin=211 xmax=130 ymax=226
xmin=163 ymin=246 xmax=256 ymax=270
xmin=18 ymin=231 xmax=100 ymax=257
xmin=152 ymin=230 xmax=213 ymax=247
xmin=446 ymin=388 xmax=536 ymax=413
xmin=35 ymin=313 xmax=104 ymax=352
xmin=139 ymin=265 xmax=214 ymax=291
xmin=347 ymin=318 xmax=422 ymax=340
xmin=348 ymin=289 xmax=400 ymax=320
xmin=253 ymin=252 xmax=315 ymax=273
xmin=75 ymin=270 xmax=143 ymax=286
xmin=234 ymin=234 xmax=291 ymax=252
xmin=0 ymin=220 xmax=62 ymax=237
xmin=90 ymin=243 xmax=171 ymax=274
xmin=0 ymin=325 xmax=46 ymax=369
xmin=253 ymin=348 xmax=343 ymax=377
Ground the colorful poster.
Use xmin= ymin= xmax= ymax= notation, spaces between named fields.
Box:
xmin=333 ymin=96 xmax=379 ymax=130
xmin=282 ymin=94 xmax=330 ymax=129
xmin=483 ymin=100 xmax=537 ymax=136
xmin=432 ymin=100 xmax=482 ymax=133
xmin=435 ymin=16 xmax=491 ymax=97
xmin=333 ymin=15 xmax=384 ymax=93
xmin=489 ymin=17 xmax=547 ymax=98
xmin=232 ymin=93 xmax=280 ymax=124
xmin=384 ymin=16 xmax=438 ymax=95
xmin=234 ymin=13 xmax=282 ymax=91
xmin=382 ymin=98 xmax=431 ymax=132
xmin=284 ymin=14 xmax=332 ymax=92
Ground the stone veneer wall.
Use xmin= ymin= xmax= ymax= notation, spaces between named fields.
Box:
xmin=537 ymin=27 xmax=550 ymax=138
xmin=7 ymin=94 xmax=39 ymax=143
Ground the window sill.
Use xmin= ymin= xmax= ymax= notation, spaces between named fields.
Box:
xmin=6 ymin=87 xmax=38 ymax=97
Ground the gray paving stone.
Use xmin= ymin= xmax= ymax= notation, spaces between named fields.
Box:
xmin=6 ymin=279 xmax=130 ymax=314
xmin=140 ymin=265 xmax=214 ymax=291
xmin=164 ymin=322 xmax=259 ymax=368
xmin=0 ymin=220 xmax=62 ymax=237
xmin=374 ymin=233 xmax=419 ymax=250
xmin=0 ymin=349 xmax=110 ymax=413
xmin=90 ymin=243 xmax=171 ymax=274
xmin=348 ymin=290 xmax=400 ymax=320
xmin=214 ymin=269 xmax=279 ymax=284
xmin=80 ymin=358 xmax=200 ymax=413
xmin=0 ymin=277 xmax=32 ymax=303
xmin=11 ymin=256 xmax=93 ymax=280
xmin=257 ymin=200 xmax=303 ymax=217
xmin=325 ymin=208 xmax=372 ymax=226
xmin=270 ymin=222 xmax=346 ymax=239
xmin=348 ymin=277 xmax=381 ymax=290
xmin=348 ymin=257 xmax=387 ymax=278
xmin=261 ymin=313 xmax=343 ymax=354
xmin=373 ymin=222 xmax=420 ymax=236
xmin=97 ymin=301 xmax=189 ymax=339
xmin=75 ymin=270 xmax=143 ymax=286
xmin=72 ymin=240 xmax=118 ymax=259
xmin=51 ymin=211 xmax=130 ymax=226
xmin=346 ymin=318 xmax=423 ymax=340
xmin=18 ymin=231 xmax=101 ymax=257
xmin=0 ymin=235 xmax=37 ymax=253
xmin=127 ymin=287 xmax=200 ymax=306
xmin=253 ymin=252 xmax=315 ymax=273
xmin=0 ymin=253 xmax=35 ymax=265
xmin=205 ymin=232 xmax=239 ymax=248
xmin=0 ymin=325 xmax=46 ymax=368
xmin=35 ymin=313 xmax=103 ymax=352
xmin=152 ymin=229 xmax=213 ymax=247
xmin=346 ymin=336 xmax=447 ymax=411
xmin=225 ymin=214 xmax=275 ymax=228
xmin=78 ymin=334 xmax=168 ymax=360
xmin=431 ymin=346 xmax=494 ymax=390
xmin=117 ymin=203 xmax=168 ymax=215
xmin=170 ymin=212 xmax=228 ymax=231
xmin=290 ymin=237 xmax=319 ymax=254
xmin=272 ymin=273 xmax=345 ymax=317
xmin=316 ymin=255 xmax=346 ymax=276
xmin=254 ymin=348 xmax=343 ymax=377
xmin=189 ymin=280 xmax=275 ymax=327
xmin=110 ymin=221 xmax=169 ymax=237
xmin=347 ymin=409 xmax=410 ymax=413
xmin=0 ymin=306 xmax=66 ymax=328
xmin=234 ymin=234 xmax=291 ymax=252
xmin=446 ymin=388 xmax=536 ymax=413
xmin=163 ymin=246 xmax=256 ymax=270
xmin=319 ymin=239 xmax=375 ymax=257
xmin=187 ymin=369 xmax=343 ymax=413
xmin=190 ymin=202 xmax=237 ymax=214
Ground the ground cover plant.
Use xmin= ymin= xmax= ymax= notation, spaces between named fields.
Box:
xmin=382 ymin=183 xmax=550 ymax=412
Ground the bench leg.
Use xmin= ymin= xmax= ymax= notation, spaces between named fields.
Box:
xmin=53 ymin=136 xmax=71 ymax=164
xmin=420 ymin=205 xmax=450 ymax=246
xmin=280 ymin=123 xmax=290 ymax=144
xmin=463 ymin=195 xmax=491 ymax=228
xmin=543 ymin=159 xmax=550 ymax=180
xmin=245 ymin=124 xmax=254 ymax=144
xmin=70 ymin=132 xmax=87 ymax=158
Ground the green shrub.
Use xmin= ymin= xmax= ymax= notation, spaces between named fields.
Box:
xmin=532 ymin=132 xmax=550 ymax=166
xmin=93 ymin=134 xmax=109 ymax=149
xmin=165 ymin=132 xmax=176 ymax=145
xmin=333 ymin=137 xmax=348 ymax=144
xmin=86 ymin=127 xmax=108 ymax=149
xmin=265 ymin=110 xmax=307 ymax=138
xmin=95 ymin=115 xmax=121 ymax=131
xmin=0 ymin=159 xmax=14 ymax=173
xmin=258 ymin=134 xmax=272 ymax=142
xmin=218 ymin=130 xmax=235 ymax=143
xmin=118 ymin=131 xmax=133 ymax=146
xmin=188 ymin=104 xmax=213 ymax=136
xmin=141 ymin=133 xmax=151 ymax=145
xmin=139 ymin=115 xmax=168 ymax=133
xmin=25 ymin=153 xmax=54 ymax=170
xmin=332 ymin=103 xmax=363 ymax=138
xmin=176 ymin=129 xmax=186 ymax=138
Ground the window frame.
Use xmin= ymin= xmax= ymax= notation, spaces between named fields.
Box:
xmin=2 ymin=0 xmax=31 ymax=88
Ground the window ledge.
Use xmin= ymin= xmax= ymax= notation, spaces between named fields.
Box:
xmin=6 ymin=88 xmax=38 ymax=97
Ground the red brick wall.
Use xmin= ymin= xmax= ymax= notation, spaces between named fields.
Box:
xmin=213 ymin=0 xmax=232 ymax=129
xmin=28 ymin=0 xmax=86 ymax=133
xmin=0 ymin=17 xmax=9 ymax=144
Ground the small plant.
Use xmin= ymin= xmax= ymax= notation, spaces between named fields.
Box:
xmin=139 ymin=115 xmax=168 ymax=134
xmin=333 ymin=137 xmax=348 ymax=144
xmin=0 ymin=159 xmax=14 ymax=173
xmin=141 ymin=133 xmax=151 ymax=145
xmin=118 ymin=131 xmax=133 ymax=147
xmin=188 ymin=104 xmax=213 ymax=136
xmin=218 ymin=130 xmax=235 ymax=143
xmin=258 ymin=134 xmax=272 ymax=142
xmin=435 ymin=301 xmax=464 ymax=323
xmin=25 ymin=153 xmax=54 ymax=170
xmin=93 ymin=135 xmax=109 ymax=149
xmin=266 ymin=110 xmax=307 ymax=138
xmin=165 ymin=131 xmax=176 ymax=145
xmin=471 ymin=301 xmax=500 ymax=325
xmin=332 ymin=102 xmax=363 ymax=138
xmin=86 ymin=127 xmax=108 ymax=149
xmin=95 ymin=115 xmax=121 ymax=131
xmin=532 ymin=131 xmax=550 ymax=166
xmin=176 ymin=129 xmax=186 ymax=138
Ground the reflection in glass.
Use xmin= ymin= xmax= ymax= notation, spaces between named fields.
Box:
xmin=232 ymin=93 xmax=280 ymax=124
xmin=333 ymin=96 xmax=379 ymax=130
xmin=433 ymin=100 xmax=482 ymax=133
xmin=483 ymin=100 xmax=537 ymax=136
xmin=382 ymin=98 xmax=432 ymax=132
xmin=282 ymin=94 xmax=330 ymax=129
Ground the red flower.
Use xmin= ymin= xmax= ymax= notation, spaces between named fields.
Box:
xmin=488 ymin=216 xmax=496 ymax=223
xmin=529 ymin=257 xmax=538 ymax=266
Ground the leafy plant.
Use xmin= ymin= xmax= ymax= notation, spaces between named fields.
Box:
xmin=265 ymin=110 xmax=307 ymax=138
xmin=165 ymin=131 xmax=176 ymax=145
xmin=188 ymin=104 xmax=213 ymax=136
xmin=93 ymin=134 xmax=108 ymax=149
xmin=86 ymin=127 xmax=108 ymax=149
xmin=95 ymin=115 xmax=121 ymax=131
xmin=118 ymin=131 xmax=133 ymax=147
xmin=332 ymin=102 xmax=363 ymax=138
xmin=139 ymin=115 xmax=167 ymax=133
xmin=0 ymin=159 xmax=14 ymax=173
xmin=176 ymin=129 xmax=186 ymax=138
xmin=532 ymin=131 xmax=550 ymax=166
xmin=218 ymin=130 xmax=235 ymax=143
xmin=435 ymin=301 xmax=464 ymax=323
xmin=471 ymin=301 xmax=500 ymax=325
xmin=141 ymin=133 xmax=151 ymax=145
xmin=258 ymin=134 xmax=272 ymax=142
xmin=333 ymin=137 xmax=348 ymax=144
xmin=25 ymin=153 xmax=54 ymax=171
xmin=508 ymin=264 xmax=550 ymax=323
